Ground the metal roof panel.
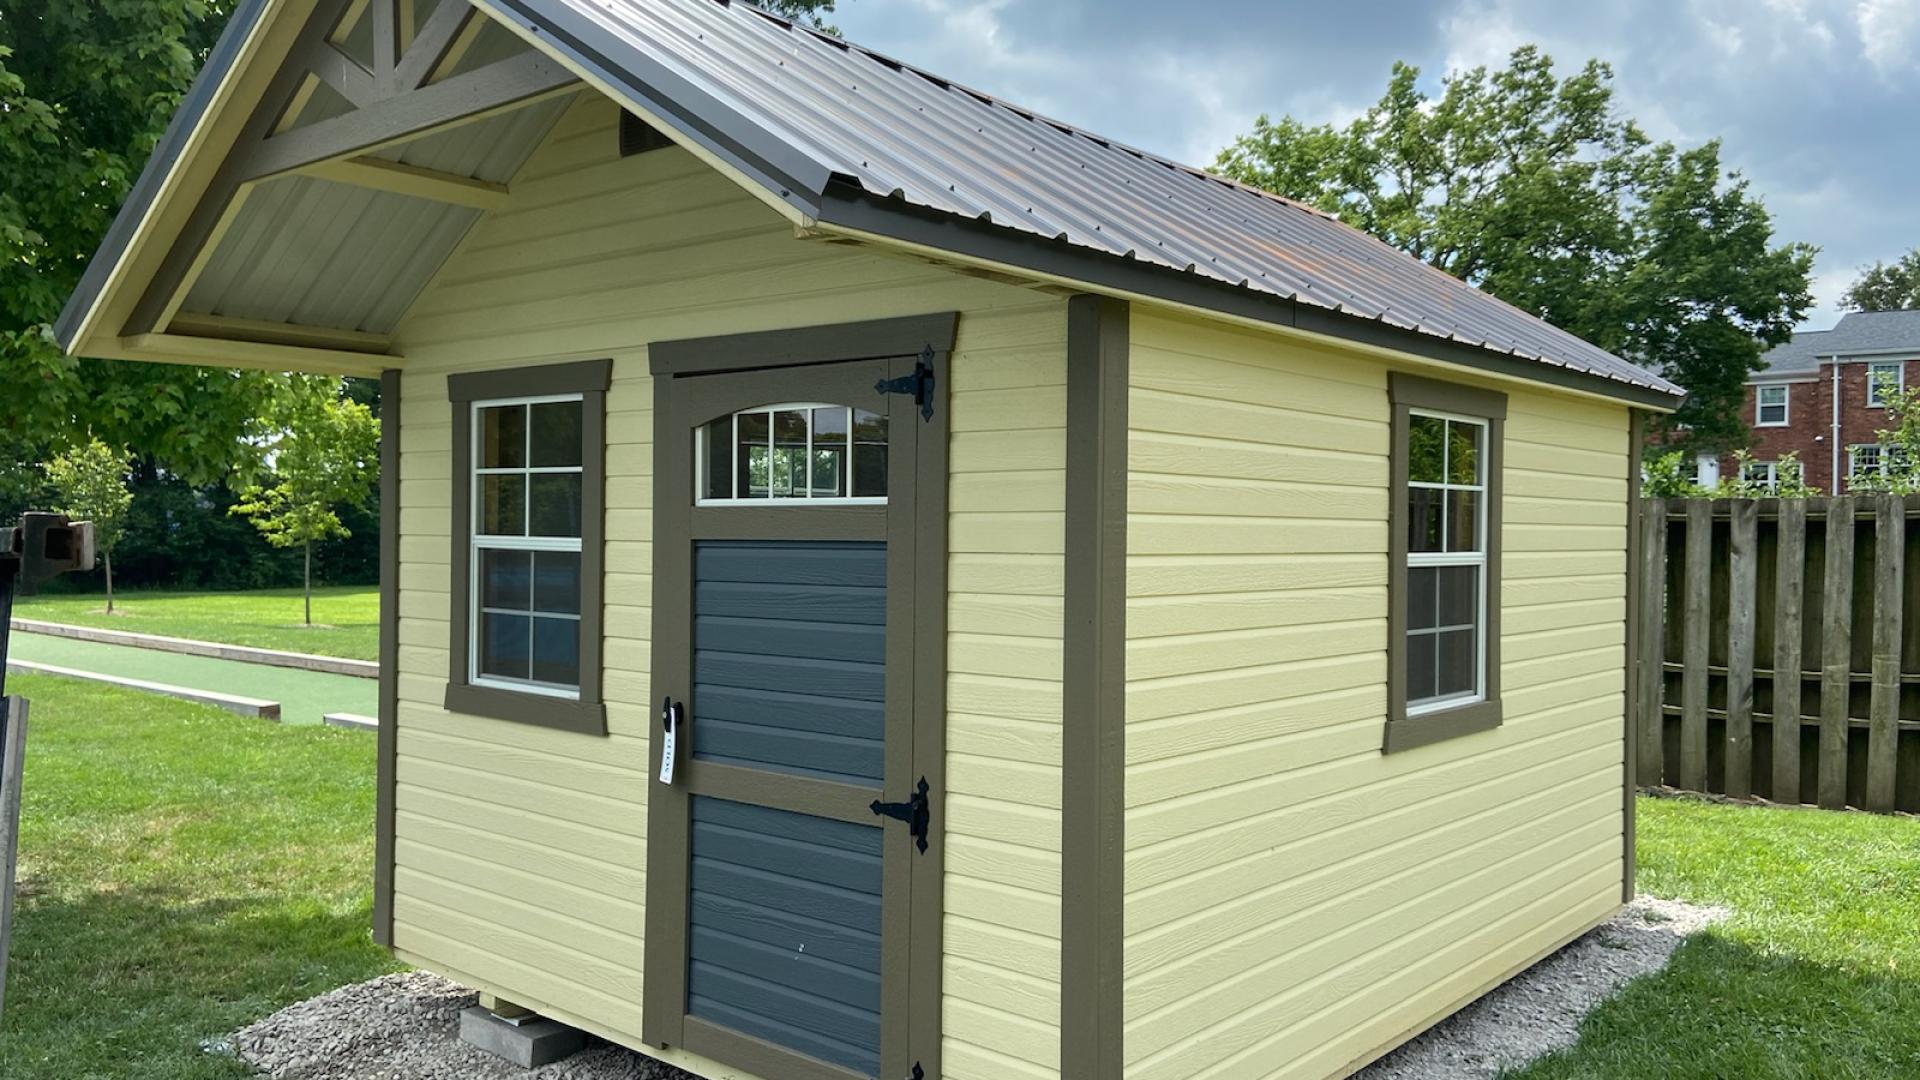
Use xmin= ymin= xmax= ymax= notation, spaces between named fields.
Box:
xmin=498 ymin=0 xmax=1680 ymax=399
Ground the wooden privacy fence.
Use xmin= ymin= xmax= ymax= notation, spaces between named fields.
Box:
xmin=1637 ymin=495 xmax=1920 ymax=813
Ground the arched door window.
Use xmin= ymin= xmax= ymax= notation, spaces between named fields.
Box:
xmin=697 ymin=403 xmax=889 ymax=504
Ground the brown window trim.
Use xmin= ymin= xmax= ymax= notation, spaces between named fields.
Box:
xmin=446 ymin=359 xmax=612 ymax=736
xmin=1385 ymin=372 xmax=1507 ymax=755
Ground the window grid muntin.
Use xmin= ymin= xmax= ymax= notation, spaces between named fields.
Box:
xmin=1742 ymin=460 xmax=1779 ymax=492
xmin=1407 ymin=408 xmax=1490 ymax=716
xmin=696 ymin=402 xmax=889 ymax=507
xmin=1868 ymin=363 xmax=1904 ymax=408
xmin=470 ymin=394 xmax=586 ymax=698
xmin=1851 ymin=443 xmax=1886 ymax=483
xmin=1756 ymin=384 xmax=1789 ymax=426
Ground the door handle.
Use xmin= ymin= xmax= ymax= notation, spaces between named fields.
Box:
xmin=657 ymin=698 xmax=683 ymax=785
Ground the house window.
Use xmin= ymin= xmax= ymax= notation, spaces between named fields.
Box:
xmin=1867 ymin=362 xmax=1904 ymax=408
xmin=1388 ymin=374 xmax=1506 ymax=754
xmin=473 ymin=397 xmax=585 ymax=694
xmin=1742 ymin=460 xmax=1779 ymax=492
xmin=1850 ymin=443 xmax=1886 ymax=484
xmin=445 ymin=359 xmax=611 ymax=735
xmin=1850 ymin=443 xmax=1909 ymax=486
xmin=1756 ymin=385 xmax=1789 ymax=426
xmin=697 ymin=404 xmax=888 ymax=505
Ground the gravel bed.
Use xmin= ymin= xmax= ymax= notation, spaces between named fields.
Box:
xmin=1356 ymin=897 xmax=1726 ymax=1079
xmin=230 ymin=898 xmax=1722 ymax=1080
xmin=230 ymin=972 xmax=690 ymax=1080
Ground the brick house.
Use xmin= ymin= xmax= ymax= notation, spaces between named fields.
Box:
xmin=1721 ymin=310 xmax=1920 ymax=492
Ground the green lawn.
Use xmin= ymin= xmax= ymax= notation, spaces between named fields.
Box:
xmin=6 ymin=672 xmax=1920 ymax=1078
xmin=12 ymin=587 xmax=379 ymax=661
xmin=0 ymin=675 xmax=399 ymax=1079
xmin=1512 ymin=795 xmax=1920 ymax=1079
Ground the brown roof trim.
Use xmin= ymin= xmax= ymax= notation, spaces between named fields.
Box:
xmin=815 ymin=187 xmax=1684 ymax=411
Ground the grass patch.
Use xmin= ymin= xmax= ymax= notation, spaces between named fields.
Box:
xmin=1511 ymin=795 xmax=1920 ymax=1079
xmin=0 ymin=674 xmax=399 ymax=1078
xmin=12 ymin=587 xmax=378 ymax=661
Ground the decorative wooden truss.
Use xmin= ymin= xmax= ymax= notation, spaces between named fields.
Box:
xmin=129 ymin=0 xmax=580 ymax=352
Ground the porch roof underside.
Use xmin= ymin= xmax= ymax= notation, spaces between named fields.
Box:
xmin=56 ymin=0 xmax=1683 ymax=409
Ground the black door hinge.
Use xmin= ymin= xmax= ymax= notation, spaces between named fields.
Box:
xmin=875 ymin=349 xmax=937 ymax=422
xmin=870 ymin=776 xmax=932 ymax=853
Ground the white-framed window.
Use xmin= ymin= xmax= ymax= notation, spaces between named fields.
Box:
xmin=470 ymin=394 xmax=585 ymax=698
xmin=1742 ymin=460 xmax=1779 ymax=492
xmin=697 ymin=403 xmax=889 ymax=506
xmin=1756 ymin=384 xmax=1789 ymax=426
xmin=1405 ymin=410 xmax=1489 ymax=716
xmin=1850 ymin=443 xmax=1886 ymax=484
xmin=1867 ymin=362 xmax=1904 ymax=408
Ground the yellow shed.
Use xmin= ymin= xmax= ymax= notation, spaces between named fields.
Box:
xmin=57 ymin=2 xmax=1684 ymax=1078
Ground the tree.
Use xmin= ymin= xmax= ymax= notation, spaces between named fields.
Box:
xmin=44 ymin=438 xmax=134 ymax=612
xmin=0 ymin=2 xmax=343 ymax=485
xmin=759 ymin=0 xmax=840 ymax=28
xmin=229 ymin=382 xmax=380 ymax=625
xmin=1841 ymin=249 xmax=1920 ymax=312
xmin=1216 ymin=46 xmax=1816 ymax=454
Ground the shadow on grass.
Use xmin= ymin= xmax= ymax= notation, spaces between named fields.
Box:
xmin=1511 ymin=930 xmax=1920 ymax=1080
xmin=0 ymin=882 xmax=396 ymax=1080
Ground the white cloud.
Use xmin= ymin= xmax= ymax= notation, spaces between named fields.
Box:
xmin=1440 ymin=1 xmax=1532 ymax=74
xmin=1857 ymin=0 xmax=1920 ymax=74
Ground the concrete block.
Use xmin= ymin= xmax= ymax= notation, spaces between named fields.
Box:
xmin=458 ymin=1006 xmax=586 ymax=1069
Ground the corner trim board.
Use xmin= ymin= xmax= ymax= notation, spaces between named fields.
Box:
xmin=1623 ymin=409 xmax=1644 ymax=902
xmin=374 ymin=367 xmax=400 ymax=948
xmin=1061 ymin=294 xmax=1128 ymax=1080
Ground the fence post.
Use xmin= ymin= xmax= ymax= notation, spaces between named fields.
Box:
xmin=1819 ymin=497 xmax=1856 ymax=810
xmin=1772 ymin=500 xmax=1806 ymax=805
xmin=1868 ymin=495 xmax=1904 ymax=812
xmin=1726 ymin=500 xmax=1758 ymax=798
xmin=1637 ymin=498 xmax=1667 ymax=784
xmin=1681 ymin=500 xmax=1713 ymax=792
xmin=0 ymin=696 xmax=25 ymax=1015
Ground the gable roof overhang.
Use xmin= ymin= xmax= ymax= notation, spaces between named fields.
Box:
xmin=59 ymin=0 xmax=1685 ymax=412
xmin=56 ymin=0 xmax=584 ymax=377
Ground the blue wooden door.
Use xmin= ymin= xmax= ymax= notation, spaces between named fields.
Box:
xmin=646 ymin=356 xmax=937 ymax=1080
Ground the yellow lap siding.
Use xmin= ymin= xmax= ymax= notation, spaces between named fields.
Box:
xmin=1123 ymin=309 xmax=1631 ymax=1079
xmin=389 ymin=90 xmax=1068 ymax=1077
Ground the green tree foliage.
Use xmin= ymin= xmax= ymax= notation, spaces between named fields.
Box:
xmin=0 ymin=1 xmax=327 ymax=484
xmin=1851 ymin=385 xmax=1920 ymax=495
xmin=1841 ymin=248 xmax=1920 ymax=312
xmin=1216 ymin=46 xmax=1816 ymax=455
xmin=759 ymin=0 xmax=840 ymax=28
xmin=229 ymin=384 xmax=379 ymax=625
xmin=44 ymin=438 xmax=134 ymax=611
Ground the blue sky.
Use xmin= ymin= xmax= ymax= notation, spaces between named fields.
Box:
xmin=829 ymin=0 xmax=1920 ymax=330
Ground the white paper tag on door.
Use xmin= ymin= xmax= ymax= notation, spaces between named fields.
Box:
xmin=658 ymin=701 xmax=679 ymax=785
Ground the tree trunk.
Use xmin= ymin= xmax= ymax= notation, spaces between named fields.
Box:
xmin=104 ymin=551 xmax=115 ymax=615
xmin=304 ymin=541 xmax=313 ymax=626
